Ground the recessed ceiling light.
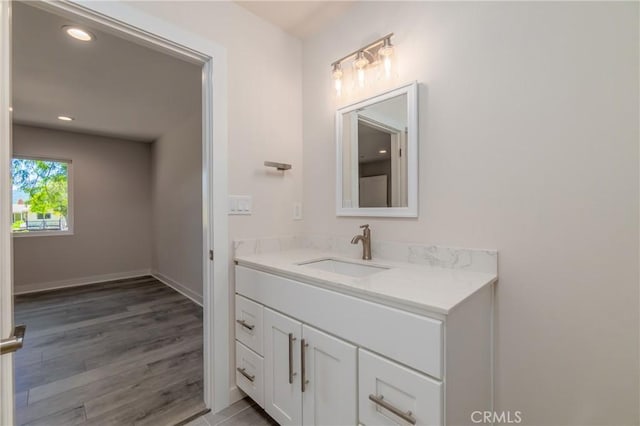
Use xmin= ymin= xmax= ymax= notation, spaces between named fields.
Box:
xmin=58 ymin=115 xmax=74 ymax=121
xmin=63 ymin=26 xmax=95 ymax=42
xmin=379 ymin=149 xmax=387 ymax=154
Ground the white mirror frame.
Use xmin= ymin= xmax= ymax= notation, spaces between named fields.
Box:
xmin=336 ymin=81 xmax=419 ymax=217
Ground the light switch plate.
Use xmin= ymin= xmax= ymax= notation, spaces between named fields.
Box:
xmin=229 ymin=195 xmax=252 ymax=215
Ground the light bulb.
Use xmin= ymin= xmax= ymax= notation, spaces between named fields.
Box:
xmin=384 ymin=56 xmax=392 ymax=78
xmin=354 ymin=51 xmax=369 ymax=69
xmin=378 ymin=38 xmax=394 ymax=79
xmin=332 ymin=63 xmax=343 ymax=96
xmin=378 ymin=38 xmax=394 ymax=57
xmin=63 ymin=26 xmax=95 ymax=42
xmin=354 ymin=51 xmax=368 ymax=88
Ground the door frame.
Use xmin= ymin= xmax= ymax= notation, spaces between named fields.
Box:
xmin=0 ymin=1 xmax=14 ymax=424
xmin=0 ymin=0 xmax=230 ymax=421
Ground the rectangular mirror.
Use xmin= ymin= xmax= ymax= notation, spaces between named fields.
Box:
xmin=336 ymin=82 xmax=418 ymax=217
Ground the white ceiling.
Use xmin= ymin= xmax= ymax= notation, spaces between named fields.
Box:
xmin=12 ymin=2 xmax=202 ymax=142
xmin=235 ymin=1 xmax=355 ymax=39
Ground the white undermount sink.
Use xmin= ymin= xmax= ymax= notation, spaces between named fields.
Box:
xmin=298 ymin=258 xmax=389 ymax=277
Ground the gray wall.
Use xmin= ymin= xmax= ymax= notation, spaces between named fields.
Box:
xmin=302 ymin=2 xmax=639 ymax=425
xmin=13 ymin=125 xmax=152 ymax=291
xmin=150 ymin=113 xmax=203 ymax=301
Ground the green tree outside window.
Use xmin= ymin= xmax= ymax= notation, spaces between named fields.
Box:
xmin=11 ymin=158 xmax=69 ymax=231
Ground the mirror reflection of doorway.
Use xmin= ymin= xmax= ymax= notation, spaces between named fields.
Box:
xmin=357 ymin=118 xmax=407 ymax=208
xmin=358 ymin=121 xmax=391 ymax=207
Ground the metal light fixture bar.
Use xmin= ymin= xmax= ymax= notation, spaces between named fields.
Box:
xmin=330 ymin=33 xmax=394 ymax=67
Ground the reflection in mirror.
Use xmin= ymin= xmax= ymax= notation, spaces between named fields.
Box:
xmin=337 ymin=82 xmax=417 ymax=217
xmin=342 ymin=94 xmax=408 ymax=208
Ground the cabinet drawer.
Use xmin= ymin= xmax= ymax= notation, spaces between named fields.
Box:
xmin=235 ymin=341 xmax=264 ymax=408
xmin=359 ymin=349 xmax=442 ymax=426
xmin=235 ymin=294 xmax=263 ymax=355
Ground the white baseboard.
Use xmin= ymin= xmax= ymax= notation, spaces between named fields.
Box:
xmin=228 ymin=386 xmax=246 ymax=406
xmin=151 ymin=270 xmax=203 ymax=306
xmin=14 ymin=269 xmax=152 ymax=295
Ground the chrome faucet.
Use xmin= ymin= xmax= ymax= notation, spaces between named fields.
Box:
xmin=351 ymin=224 xmax=372 ymax=260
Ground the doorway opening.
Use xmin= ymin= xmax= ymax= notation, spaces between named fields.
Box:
xmin=0 ymin=1 xmax=229 ymax=424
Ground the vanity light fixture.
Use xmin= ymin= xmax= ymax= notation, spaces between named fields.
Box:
xmin=330 ymin=33 xmax=394 ymax=95
xmin=379 ymin=149 xmax=387 ymax=154
xmin=63 ymin=26 xmax=95 ymax=42
xmin=57 ymin=115 xmax=74 ymax=121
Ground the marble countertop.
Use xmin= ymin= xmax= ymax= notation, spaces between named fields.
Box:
xmin=235 ymin=248 xmax=497 ymax=315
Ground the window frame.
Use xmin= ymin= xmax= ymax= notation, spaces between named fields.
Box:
xmin=11 ymin=155 xmax=74 ymax=238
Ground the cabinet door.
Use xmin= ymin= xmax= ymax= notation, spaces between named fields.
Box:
xmin=302 ymin=325 xmax=357 ymax=426
xmin=264 ymin=308 xmax=302 ymax=426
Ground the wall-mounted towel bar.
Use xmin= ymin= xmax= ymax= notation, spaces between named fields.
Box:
xmin=264 ymin=161 xmax=292 ymax=171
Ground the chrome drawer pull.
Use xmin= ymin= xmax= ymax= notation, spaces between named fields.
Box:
xmin=368 ymin=394 xmax=416 ymax=425
xmin=236 ymin=367 xmax=255 ymax=382
xmin=288 ymin=333 xmax=297 ymax=384
xmin=236 ymin=319 xmax=255 ymax=331
xmin=301 ymin=339 xmax=309 ymax=392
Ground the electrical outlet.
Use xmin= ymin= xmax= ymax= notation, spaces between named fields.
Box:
xmin=293 ymin=202 xmax=302 ymax=220
xmin=229 ymin=195 xmax=252 ymax=215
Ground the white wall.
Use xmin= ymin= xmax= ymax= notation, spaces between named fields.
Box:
xmin=127 ymin=1 xmax=304 ymax=242
xmin=150 ymin=113 xmax=203 ymax=302
xmin=302 ymin=2 xmax=639 ymax=425
xmin=12 ymin=125 xmax=152 ymax=291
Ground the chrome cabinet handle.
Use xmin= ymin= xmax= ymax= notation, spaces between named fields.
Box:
xmin=236 ymin=367 xmax=255 ymax=383
xmin=236 ymin=319 xmax=255 ymax=331
xmin=288 ymin=333 xmax=297 ymax=384
xmin=301 ymin=339 xmax=309 ymax=392
xmin=0 ymin=325 xmax=26 ymax=355
xmin=368 ymin=394 xmax=416 ymax=425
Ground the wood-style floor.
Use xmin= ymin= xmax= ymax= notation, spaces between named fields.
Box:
xmin=13 ymin=276 xmax=205 ymax=426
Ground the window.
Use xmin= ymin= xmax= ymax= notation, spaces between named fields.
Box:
xmin=11 ymin=157 xmax=72 ymax=235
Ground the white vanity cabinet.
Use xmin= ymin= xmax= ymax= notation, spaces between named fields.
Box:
xmin=234 ymin=264 xmax=494 ymax=426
